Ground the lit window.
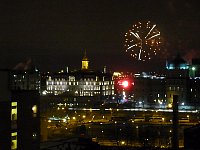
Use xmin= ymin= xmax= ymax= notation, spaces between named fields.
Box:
xmin=11 ymin=102 xmax=17 ymax=121
xmin=32 ymin=105 xmax=37 ymax=117
xmin=33 ymin=132 xmax=37 ymax=140
xmin=177 ymin=87 xmax=180 ymax=91
xmin=11 ymin=132 xmax=17 ymax=149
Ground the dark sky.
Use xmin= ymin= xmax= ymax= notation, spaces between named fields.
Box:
xmin=0 ymin=0 xmax=200 ymax=72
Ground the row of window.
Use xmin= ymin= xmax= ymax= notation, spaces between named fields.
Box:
xmin=47 ymin=81 xmax=114 ymax=86
xmin=47 ymin=85 xmax=114 ymax=91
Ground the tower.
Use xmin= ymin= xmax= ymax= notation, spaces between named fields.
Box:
xmin=81 ymin=50 xmax=89 ymax=70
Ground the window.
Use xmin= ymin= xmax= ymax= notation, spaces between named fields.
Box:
xmin=11 ymin=132 xmax=17 ymax=149
xmin=11 ymin=102 xmax=17 ymax=121
xmin=33 ymin=132 xmax=37 ymax=140
xmin=32 ymin=105 xmax=37 ymax=117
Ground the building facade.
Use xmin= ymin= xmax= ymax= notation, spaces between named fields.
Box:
xmin=0 ymin=70 xmax=40 ymax=150
xmin=43 ymin=52 xmax=115 ymax=101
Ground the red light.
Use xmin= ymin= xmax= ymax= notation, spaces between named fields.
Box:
xmin=122 ymin=80 xmax=129 ymax=88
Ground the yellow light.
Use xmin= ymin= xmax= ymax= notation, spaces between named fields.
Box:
xmin=168 ymin=103 xmax=172 ymax=108
xmin=121 ymin=141 xmax=125 ymax=145
xmin=11 ymin=132 xmax=17 ymax=149
xmin=12 ymin=102 xmax=17 ymax=107
xmin=32 ymin=105 xmax=37 ymax=113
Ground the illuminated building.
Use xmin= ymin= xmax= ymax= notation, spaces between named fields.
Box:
xmin=44 ymin=51 xmax=114 ymax=102
xmin=0 ymin=70 xmax=40 ymax=150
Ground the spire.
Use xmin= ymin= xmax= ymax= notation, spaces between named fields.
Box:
xmin=81 ymin=50 xmax=89 ymax=70
xmin=82 ymin=50 xmax=88 ymax=61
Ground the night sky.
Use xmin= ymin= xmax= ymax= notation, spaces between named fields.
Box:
xmin=0 ymin=0 xmax=200 ymax=72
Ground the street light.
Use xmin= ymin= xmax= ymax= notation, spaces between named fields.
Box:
xmin=192 ymin=67 xmax=196 ymax=71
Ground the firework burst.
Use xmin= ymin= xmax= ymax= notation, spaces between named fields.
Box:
xmin=124 ymin=21 xmax=162 ymax=61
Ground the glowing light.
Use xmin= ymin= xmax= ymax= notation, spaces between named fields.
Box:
xmin=168 ymin=103 xmax=172 ymax=108
xmin=122 ymin=80 xmax=129 ymax=88
xmin=192 ymin=67 xmax=196 ymax=71
xmin=124 ymin=21 xmax=162 ymax=61
xmin=121 ymin=141 xmax=125 ymax=145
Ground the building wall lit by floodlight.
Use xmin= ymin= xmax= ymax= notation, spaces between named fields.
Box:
xmin=43 ymin=52 xmax=115 ymax=100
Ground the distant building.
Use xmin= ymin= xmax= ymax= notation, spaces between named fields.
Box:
xmin=43 ymin=51 xmax=114 ymax=102
xmin=165 ymin=54 xmax=190 ymax=107
xmin=40 ymin=53 xmax=200 ymax=108
xmin=190 ymin=58 xmax=200 ymax=77
xmin=134 ymin=75 xmax=166 ymax=106
xmin=165 ymin=54 xmax=200 ymax=107
xmin=9 ymin=67 xmax=41 ymax=93
xmin=120 ymin=72 xmax=166 ymax=108
xmin=128 ymin=54 xmax=200 ymax=108
xmin=0 ymin=70 xmax=40 ymax=150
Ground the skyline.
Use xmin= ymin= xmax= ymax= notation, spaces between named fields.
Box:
xmin=1 ymin=0 xmax=200 ymax=72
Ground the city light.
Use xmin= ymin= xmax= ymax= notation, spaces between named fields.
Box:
xmin=121 ymin=141 xmax=125 ymax=145
xmin=122 ymin=80 xmax=129 ymax=88
xmin=192 ymin=67 xmax=196 ymax=71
